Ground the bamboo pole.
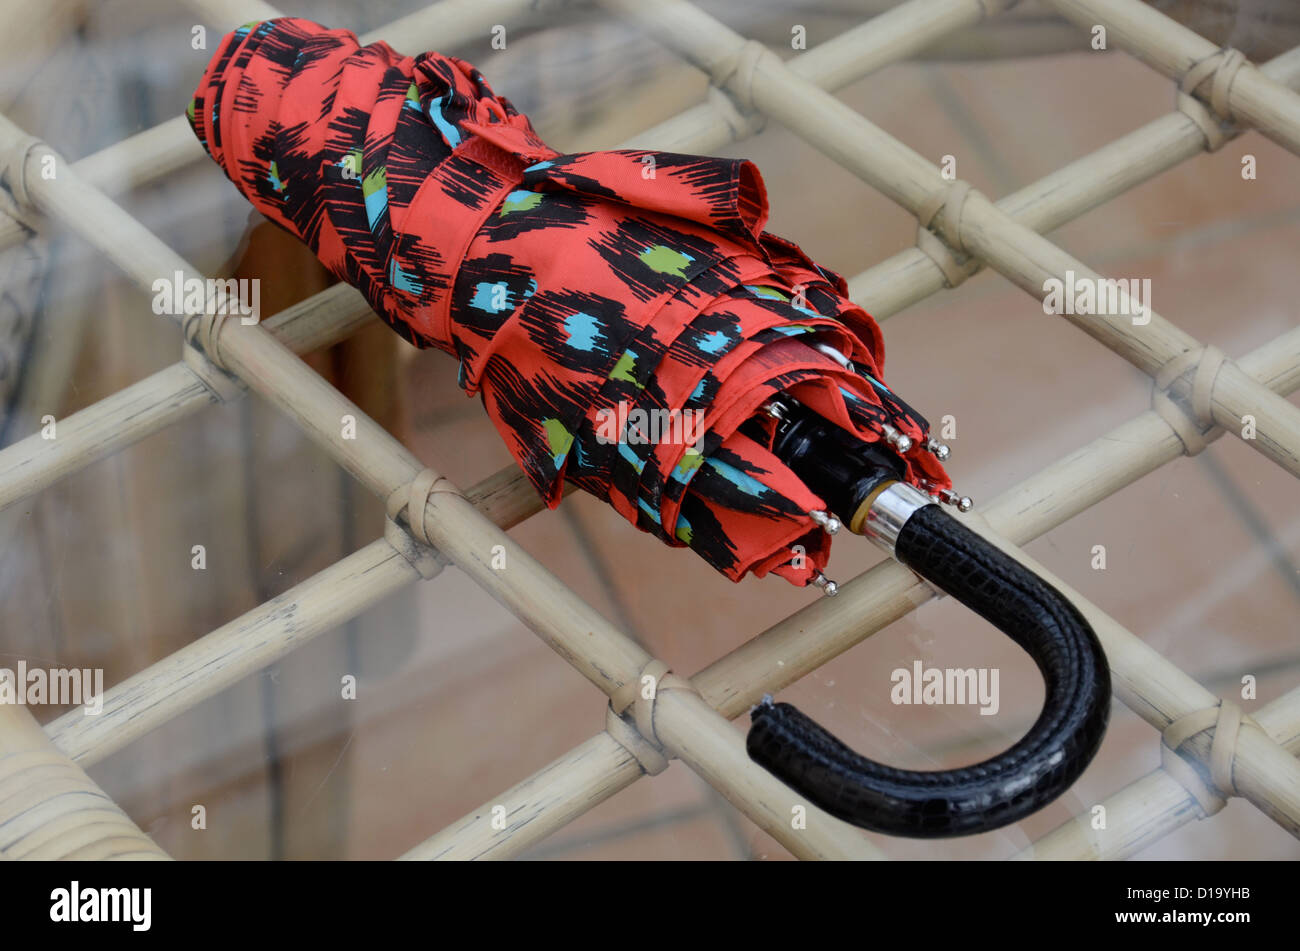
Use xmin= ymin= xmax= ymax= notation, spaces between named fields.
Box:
xmin=48 ymin=539 xmax=421 ymax=766
xmin=1044 ymin=0 xmax=1300 ymax=156
xmin=0 ymin=113 xmax=420 ymax=496
xmin=46 ymin=465 xmax=530 ymax=764
xmin=400 ymin=323 xmax=1300 ymax=860
xmin=0 ymin=703 xmax=169 ymax=860
xmin=184 ymin=0 xmax=586 ymax=51
xmin=653 ymin=688 xmax=882 ymax=860
xmin=1020 ymin=686 xmax=1300 ymax=860
xmin=852 ymin=47 xmax=1300 ymax=316
xmin=0 ymin=116 xmax=198 ymax=253
xmin=400 ymin=735 xmax=644 ymax=860
xmin=0 ymin=284 xmax=373 ymax=514
xmin=965 ymin=517 xmax=1300 ymax=837
xmin=625 ymin=0 xmax=1004 ymax=152
xmin=384 ymin=461 xmax=881 ymax=859
xmin=183 ymin=0 xmax=282 ymax=24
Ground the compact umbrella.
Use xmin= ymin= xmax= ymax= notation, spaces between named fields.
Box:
xmin=189 ymin=18 xmax=1110 ymax=838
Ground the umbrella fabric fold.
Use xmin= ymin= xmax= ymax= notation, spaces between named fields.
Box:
xmin=188 ymin=17 xmax=951 ymax=586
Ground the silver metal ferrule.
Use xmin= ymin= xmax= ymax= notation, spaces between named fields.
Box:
xmin=860 ymin=481 xmax=934 ymax=554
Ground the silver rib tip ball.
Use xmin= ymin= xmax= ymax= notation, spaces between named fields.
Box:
xmin=938 ymin=488 xmax=974 ymax=512
xmin=812 ymin=573 xmax=839 ymax=597
xmin=809 ymin=510 xmax=841 ymax=535
xmin=925 ymin=437 xmax=951 ymax=460
xmin=882 ymin=425 xmax=913 ymax=453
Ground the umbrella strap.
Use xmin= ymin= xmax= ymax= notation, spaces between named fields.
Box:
xmin=395 ymin=135 xmax=548 ymax=354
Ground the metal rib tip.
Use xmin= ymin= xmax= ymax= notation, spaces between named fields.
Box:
xmin=809 ymin=510 xmax=841 ymax=535
xmin=812 ymin=573 xmax=839 ymax=597
xmin=938 ymin=488 xmax=974 ymax=512
xmin=925 ymin=437 xmax=951 ymax=460
xmin=882 ymin=424 xmax=913 ymax=453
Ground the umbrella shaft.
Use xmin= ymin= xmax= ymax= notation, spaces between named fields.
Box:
xmin=764 ymin=397 xmax=908 ymax=532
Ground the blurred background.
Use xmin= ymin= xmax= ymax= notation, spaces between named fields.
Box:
xmin=0 ymin=0 xmax=1298 ymax=859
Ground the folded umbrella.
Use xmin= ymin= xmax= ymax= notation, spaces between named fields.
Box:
xmin=186 ymin=16 xmax=953 ymax=590
xmin=189 ymin=18 xmax=1109 ymax=839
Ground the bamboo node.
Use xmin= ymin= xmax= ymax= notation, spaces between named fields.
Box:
xmin=1160 ymin=699 xmax=1261 ymax=817
xmin=383 ymin=516 xmax=444 ymax=579
xmin=607 ymin=659 xmax=699 ymax=771
xmin=710 ymin=39 xmax=778 ymax=116
xmin=0 ymin=133 xmax=43 ymax=211
xmin=1176 ymin=48 xmax=1246 ymax=150
xmin=915 ymin=179 xmax=977 ymax=287
xmin=1151 ymin=345 xmax=1227 ymax=456
xmin=180 ymin=282 xmax=240 ymax=371
xmin=385 ymin=467 xmax=460 ymax=577
xmin=915 ymin=224 xmax=979 ymax=288
xmin=605 ymin=705 xmax=669 ymax=775
xmin=705 ymin=85 xmax=766 ymax=140
xmin=182 ymin=343 xmax=244 ymax=403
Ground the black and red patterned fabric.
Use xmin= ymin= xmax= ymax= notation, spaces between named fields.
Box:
xmin=188 ymin=17 xmax=951 ymax=586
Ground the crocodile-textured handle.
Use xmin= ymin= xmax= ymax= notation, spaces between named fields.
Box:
xmin=747 ymin=503 xmax=1111 ymax=838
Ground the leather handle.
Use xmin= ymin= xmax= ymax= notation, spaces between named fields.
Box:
xmin=747 ymin=503 xmax=1111 ymax=838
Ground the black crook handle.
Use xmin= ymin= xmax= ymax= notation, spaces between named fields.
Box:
xmin=747 ymin=503 xmax=1111 ymax=838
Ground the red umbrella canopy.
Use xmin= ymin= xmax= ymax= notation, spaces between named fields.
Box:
xmin=188 ymin=18 xmax=951 ymax=586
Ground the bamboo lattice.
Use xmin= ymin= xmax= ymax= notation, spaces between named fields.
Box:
xmin=1 ymin=0 xmax=1298 ymax=860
